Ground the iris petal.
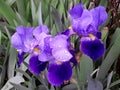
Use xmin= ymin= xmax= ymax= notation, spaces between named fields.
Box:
xmin=61 ymin=28 xmax=75 ymax=37
xmin=90 ymin=6 xmax=108 ymax=28
xmin=72 ymin=9 xmax=93 ymax=36
xmin=29 ymin=56 xmax=47 ymax=74
xmin=69 ymin=49 xmax=78 ymax=66
xmin=50 ymin=35 xmax=68 ymax=49
xmin=52 ymin=48 xmax=73 ymax=62
xmin=69 ymin=4 xmax=84 ymax=19
xmin=33 ymin=25 xmax=49 ymax=38
xmin=80 ymin=37 xmax=104 ymax=60
xmin=38 ymin=52 xmax=53 ymax=62
xmin=16 ymin=26 xmax=33 ymax=38
xmin=18 ymin=52 xmax=25 ymax=67
xmin=11 ymin=32 xmax=23 ymax=50
xmin=37 ymin=32 xmax=50 ymax=50
xmin=96 ymin=31 xmax=102 ymax=39
xmin=47 ymin=62 xmax=72 ymax=86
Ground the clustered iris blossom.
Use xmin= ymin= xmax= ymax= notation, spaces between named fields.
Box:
xmin=11 ymin=3 xmax=108 ymax=86
xmin=69 ymin=4 xmax=108 ymax=60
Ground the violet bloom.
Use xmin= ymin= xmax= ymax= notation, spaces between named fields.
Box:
xmin=69 ymin=4 xmax=108 ymax=60
xmin=46 ymin=34 xmax=73 ymax=86
xmin=11 ymin=25 xmax=50 ymax=74
xmin=47 ymin=61 xmax=72 ymax=86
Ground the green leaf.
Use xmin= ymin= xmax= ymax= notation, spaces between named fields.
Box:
xmin=26 ymin=1 xmax=31 ymax=20
xmin=51 ymin=6 xmax=64 ymax=33
xmin=78 ymin=55 xmax=93 ymax=86
xmin=101 ymin=28 xmax=108 ymax=40
xmin=37 ymin=0 xmax=43 ymax=25
xmin=16 ymin=12 xmax=28 ymax=26
xmin=105 ymin=71 xmax=113 ymax=90
xmin=87 ymin=76 xmax=103 ymax=90
xmin=1 ymin=76 xmax=24 ymax=90
xmin=57 ymin=0 xmax=64 ymax=16
xmin=81 ymin=0 xmax=90 ymax=8
xmin=34 ymin=75 xmax=49 ymax=90
xmin=31 ymin=0 xmax=38 ymax=26
xmin=15 ymin=69 xmax=32 ymax=81
xmin=16 ymin=0 xmax=26 ymax=18
xmin=42 ymin=0 xmax=49 ymax=21
xmin=51 ymin=24 xmax=58 ymax=36
xmin=97 ymin=28 xmax=120 ymax=81
xmin=110 ymin=28 xmax=120 ymax=45
xmin=37 ymin=85 xmax=48 ymax=90
xmin=99 ymin=0 xmax=108 ymax=8
xmin=51 ymin=0 xmax=58 ymax=8
xmin=0 ymin=0 xmax=17 ymax=26
xmin=10 ymin=83 xmax=32 ymax=90
xmin=62 ymin=84 xmax=78 ymax=90
xmin=0 ymin=30 xmax=1 ymax=44
xmin=4 ymin=26 xmax=11 ymax=40
xmin=50 ymin=85 xmax=55 ymax=90
xmin=8 ymin=46 xmax=17 ymax=79
xmin=44 ymin=15 xmax=50 ymax=27
xmin=6 ymin=0 xmax=16 ymax=6
xmin=0 ymin=65 xmax=6 ymax=89
xmin=109 ymin=79 xmax=120 ymax=88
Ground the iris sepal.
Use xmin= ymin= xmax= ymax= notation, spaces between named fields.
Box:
xmin=80 ymin=37 xmax=105 ymax=60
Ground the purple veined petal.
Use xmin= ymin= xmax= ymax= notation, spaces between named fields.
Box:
xmin=80 ymin=37 xmax=105 ymax=60
xmin=72 ymin=9 xmax=93 ymax=36
xmin=16 ymin=26 xmax=34 ymax=37
xmin=61 ymin=29 xmax=71 ymax=36
xmin=90 ymin=6 xmax=108 ymax=28
xmin=47 ymin=61 xmax=72 ymax=86
xmin=15 ymin=26 xmax=36 ymax=52
xmin=95 ymin=31 xmax=102 ymax=39
xmin=44 ymin=37 xmax=52 ymax=54
xmin=33 ymin=32 xmax=50 ymax=50
xmin=38 ymin=37 xmax=54 ymax=62
xmin=11 ymin=32 xmax=24 ymax=50
xmin=86 ymin=25 xmax=102 ymax=39
xmin=17 ymin=52 xmax=25 ymax=68
xmin=52 ymin=48 xmax=73 ymax=62
xmin=69 ymin=4 xmax=84 ymax=19
xmin=61 ymin=28 xmax=76 ymax=37
xmin=33 ymin=25 xmax=49 ymax=38
xmin=16 ymin=26 xmax=25 ymax=35
xmin=86 ymin=25 xmax=97 ymax=35
xmin=23 ymin=38 xmax=38 ymax=53
xmin=38 ymin=51 xmax=54 ymax=62
xmin=50 ymin=35 xmax=68 ymax=49
xmin=29 ymin=55 xmax=47 ymax=74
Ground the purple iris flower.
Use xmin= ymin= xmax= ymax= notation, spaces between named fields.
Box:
xmin=46 ymin=34 xmax=74 ymax=86
xmin=69 ymin=4 xmax=108 ymax=60
xmin=11 ymin=25 xmax=50 ymax=74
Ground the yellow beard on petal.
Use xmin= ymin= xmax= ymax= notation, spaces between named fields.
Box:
xmin=88 ymin=34 xmax=96 ymax=40
xmin=33 ymin=47 xmax=40 ymax=54
xmin=56 ymin=61 xmax=62 ymax=65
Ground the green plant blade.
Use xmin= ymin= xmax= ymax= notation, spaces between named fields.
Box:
xmin=97 ymin=28 xmax=120 ymax=81
xmin=51 ymin=6 xmax=64 ymax=32
xmin=77 ymin=55 xmax=93 ymax=86
xmin=0 ymin=0 xmax=17 ymax=27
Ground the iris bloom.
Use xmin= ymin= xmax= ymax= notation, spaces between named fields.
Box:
xmin=69 ymin=4 xmax=108 ymax=60
xmin=11 ymin=25 xmax=75 ymax=85
xmin=47 ymin=34 xmax=73 ymax=86
xmin=11 ymin=25 xmax=50 ymax=74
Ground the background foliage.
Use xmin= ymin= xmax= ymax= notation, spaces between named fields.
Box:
xmin=0 ymin=0 xmax=120 ymax=90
